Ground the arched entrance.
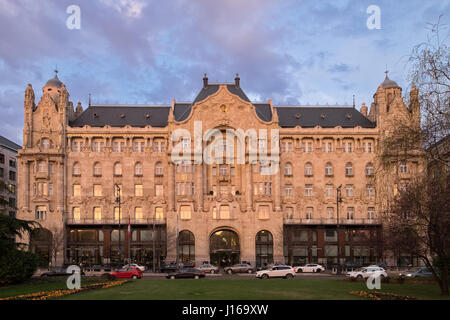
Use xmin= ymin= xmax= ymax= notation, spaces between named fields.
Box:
xmin=30 ymin=228 xmax=52 ymax=267
xmin=178 ymin=230 xmax=195 ymax=263
xmin=210 ymin=229 xmax=240 ymax=267
xmin=255 ymin=230 xmax=273 ymax=268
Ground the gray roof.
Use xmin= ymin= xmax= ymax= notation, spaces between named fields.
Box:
xmin=193 ymin=84 xmax=250 ymax=104
xmin=45 ymin=74 xmax=63 ymax=88
xmin=69 ymin=105 xmax=170 ymax=127
xmin=0 ymin=135 xmax=21 ymax=152
xmin=381 ymin=75 xmax=399 ymax=89
xmin=275 ymin=106 xmax=376 ymax=128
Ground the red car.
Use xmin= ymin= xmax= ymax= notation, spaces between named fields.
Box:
xmin=110 ymin=266 xmax=143 ymax=279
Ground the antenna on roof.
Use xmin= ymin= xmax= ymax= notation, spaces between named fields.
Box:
xmin=54 ymin=64 xmax=58 ymax=76
xmin=352 ymin=94 xmax=355 ymax=108
xmin=89 ymin=93 xmax=91 ymax=107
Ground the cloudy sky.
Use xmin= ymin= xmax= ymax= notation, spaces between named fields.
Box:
xmin=0 ymin=0 xmax=448 ymax=144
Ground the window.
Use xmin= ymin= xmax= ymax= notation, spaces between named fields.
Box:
xmin=322 ymin=141 xmax=333 ymax=153
xmin=0 ymin=153 xmax=4 ymax=163
xmin=49 ymin=162 xmax=54 ymax=174
xmin=363 ymin=141 xmax=373 ymax=153
xmin=8 ymin=184 xmax=15 ymax=194
xmin=9 ymin=158 xmax=16 ymax=168
xmin=325 ymin=162 xmax=333 ymax=176
xmin=132 ymin=140 xmax=145 ymax=152
xmin=220 ymin=205 xmax=230 ymax=219
xmin=37 ymin=161 xmax=46 ymax=173
xmin=155 ymin=207 xmax=164 ymax=220
xmin=212 ymin=207 xmax=217 ymax=219
xmin=345 ymin=184 xmax=354 ymax=197
xmin=93 ymin=162 xmax=102 ymax=176
xmin=42 ymin=138 xmax=50 ymax=149
xmin=114 ymin=207 xmax=122 ymax=220
xmin=114 ymin=162 xmax=122 ymax=176
xmin=134 ymin=162 xmax=143 ymax=176
xmin=71 ymin=140 xmax=84 ymax=152
xmin=345 ymin=163 xmax=353 ymax=177
xmin=135 ymin=184 xmax=143 ymax=197
xmin=399 ymin=161 xmax=408 ymax=173
xmin=366 ymin=163 xmax=374 ymax=177
xmin=155 ymin=185 xmax=163 ymax=197
xmin=219 ymin=164 xmax=228 ymax=176
xmin=212 ymin=166 xmax=217 ymax=176
xmin=48 ymin=183 xmax=53 ymax=196
xmin=73 ymin=207 xmax=81 ymax=220
xmin=73 ymin=162 xmax=81 ymax=176
xmin=304 ymin=163 xmax=313 ymax=177
xmin=9 ymin=171 xmax=16 ymax=181
xmin=343 ymin=141 xmax=353 ymax=152
xmin=91 ymin=139 xmax=104 ymax=152
xmin=73 ymin=184 xmax=81 ymax=197
xmin=366 ymin=184 xmax=375 ymax=198
xmin=93 ymin=184 xmax=102 ymax=197
xmin=305 ymin=184 xmax=313 ymax=197
xmin=368 ymin=207 xmax=375 ymax=220
xmin=325 ymin=184 xmax=333 ymax=198
xmin=113 ymin=140 xmax=125 ymax=152
xmin=305 ymin=207 xmax=313 ymax=220
xmin=346 ymin=207 xmax=354 ymax=220
xmin=285 ymin=207 xmax=294 ymax=220
xmin=285 ymin=184 xmax=293 ymax=197
xmin=258 ymin=205 xmax=269 ymax=220
xmin=153 ymin=140 xmax=165 ymax=152
xmin=326 ymin=207 xmax=334 ymax=219
xmin=284 ymin=163 xmax=292 ymax=176
xmin=180 ymin=205 xmax=191 ymax=220
xmin=155 ymin=162 xmax=163 ymax=176
xmin=302 ymin=141 xmax=313 ymax=153
xmin=281 ymin=141 xmax=293 ymax=152
xmin=35 ymin=206 xmax=46 ymax=220
xmin=135 ymin=207 xmax=143 ymax=220
xmin=93 ymin=207 xmax=102 ymax=220
xmin=325 ymin=230 xmax=337 ymax=242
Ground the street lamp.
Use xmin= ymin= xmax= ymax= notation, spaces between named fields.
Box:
xmin=114 ymin=184 xmax=121 ymax=266
xmin=336 ymin=185 xmax=343 ymax=274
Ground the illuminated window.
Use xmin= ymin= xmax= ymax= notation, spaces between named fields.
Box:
xmin=135 ymin=207 xmax=143 ymax=220
xmin=180 ymin=206 xmax=191 ymax=220
xmin=93 ymin=184 xmax=102 ymax=197
xmin=155 ymin=207 xmax=164 ymax=220
xmin=135 ymin=184 xmax=143 ymax=197
xmin=219 ymin=205 xmax=230 ymax=219
xmin=258 ymin=206 xmax=270 ymax=220
xmin=93 ymin=207 xmax=102 ymax=220
xmin=114 ymin=162 xmax=122 ymax=176
xmin=155 ymin=185 xmax=163 ymax=196
xmin=114 ymin=207 xmax=122 ymax=220
xmin=73 ymin=184 xmax=81 ymax=197
xmin=73 ymin=207 xmax=81 ymax=220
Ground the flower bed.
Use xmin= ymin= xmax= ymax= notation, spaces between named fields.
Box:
xmin=0 ymin=280 xmax=127 ymax=300
xmin=349 ymin=290 xmax=417 ymax=300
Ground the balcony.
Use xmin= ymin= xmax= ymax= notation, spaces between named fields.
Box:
xmin=66 ymin=218 xmax=166 ymax=225
xmin=283 ymin=218 xmax=381 ymax=225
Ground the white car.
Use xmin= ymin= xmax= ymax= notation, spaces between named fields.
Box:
xmin=122 ymin=264 xmax=147 ymax=272
xmin=346 ymin=266 xmax=387 ymax=279
xmin=294 ymin=264 xmax=325 ymax=273
xmin=256 ymin=265 xmax=295 ymax=279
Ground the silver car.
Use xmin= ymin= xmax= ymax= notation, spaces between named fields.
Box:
xmin=400 ymin=267 xmax=433 ymax=278
xmin=196 ymin=264 xmax=219 ymax=274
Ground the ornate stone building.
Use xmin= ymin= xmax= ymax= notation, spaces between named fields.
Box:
xmin=16 ymin=72 xmax=424 ymax=268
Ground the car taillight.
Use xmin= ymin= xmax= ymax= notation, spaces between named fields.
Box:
xmin=201 ymin=272 xmax=205 ymax=275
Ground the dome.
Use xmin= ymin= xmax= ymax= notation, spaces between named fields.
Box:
xmin=380 ymin=73 xmax=399 ymax=89
xmin=45 ymin=74 xmax=63 ymax=88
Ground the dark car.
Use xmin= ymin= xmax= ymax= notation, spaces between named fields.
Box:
xmin=160 ymin=263 xmax=178 ymax=273
xmin=179 ymin=262 xmax=195 ymax=269
xmin=166 ymin=268 xmax=205 ymax=279
xmin=224 ymin=263 xmax=254 ymax=274
xmin=40 ymin=267 xmax=85 ymax=277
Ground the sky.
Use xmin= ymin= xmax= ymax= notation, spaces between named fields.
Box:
xmin=0 ymin=0 xmax=448 ymax=144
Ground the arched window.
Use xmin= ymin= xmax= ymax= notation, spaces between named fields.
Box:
xmin=255 ymin=230 xmax=273 ymax=268
xmin=345 ymin=163 xmax=353 ymax=177
xmin=365 ymin=163 xmax=374 ymax=176
xmin=304 ymin=162 xmax=313 ymax=177
xmin=325 ymin=162 xmax=333 ymax=176
xmin=93 ymin=162 xmax=102 ymax=176
xmin=73 ymin=162 xmax=81 ymax=176
xmin=135 ymin=162 xmax=143 ymax=176
xmin=179 ymin=230 xmax=195 ymax=262
xmin=284 ymin=163 xmax=292 ymax=176
xmin=155 ymin=162 xmax=163 ymax=176
xmin=114 ymin=162 xmax=122 ymax=176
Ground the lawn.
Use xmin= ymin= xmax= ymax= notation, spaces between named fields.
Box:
xmin=1 ymin=276 xmax=448 ymax=300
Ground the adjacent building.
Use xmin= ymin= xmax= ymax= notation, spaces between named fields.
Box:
xmin=0 ymin=135 xmax=20 ymax=218
xmin=16 ymin=72 xmax=424 ymax=268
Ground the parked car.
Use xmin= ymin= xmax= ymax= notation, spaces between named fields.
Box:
xmin=41 ymin=267 xmax=85 ymax=277
xmin=224 ymin=263 xmax=254 ymax=274
xmin=110 ymin=267 xmax=143 ymax=279
xmin=92 ymin=265 xmax=103 ymax=272
xmin=122 ymin=263 xmax=147 ymax=272
xmin=400 ymin=267 xmax=433 ymax=278
xmin=196 ymin=264 xmax=219 ymax=274
xmin=294 ymin=264 xmax=325 ymax=273
xmin=346 ymin=266 xmax=387 ymax=279
xmin=343 ymin=261 xmax=362 ymax=270
xmin=160 ymin=263 xmax=178 ymax=273
xmin=256 ymin=266 xmax=295 ymax=279
xmin=166 ymin=268 xmax=205 ymax=279
xmin=179 ymin=262 xmax=195 ymax=269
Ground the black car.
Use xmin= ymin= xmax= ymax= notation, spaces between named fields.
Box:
xmin=179 ymin=262 xmax=195 ymax=269
xmin=166 ymin=268 xmax=205 ymax=279
xmin=160 ymin=263 xmax=178 ymax=273
xmin=40 ymin=267 xmax=85 ymax=277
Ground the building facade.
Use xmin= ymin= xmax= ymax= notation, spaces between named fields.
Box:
xmin=0 ymin=135 xmax=20 ymax=218
xmin=16 ymin=72 xmax=424 ymax=268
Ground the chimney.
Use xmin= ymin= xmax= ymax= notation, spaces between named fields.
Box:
xmin=235 ymin=73 xmax=240 ymax=87
xmin=360 ymin=102 xmax=368 ymax=117
xmin=203 ymin=73 xmax=208 ymax=88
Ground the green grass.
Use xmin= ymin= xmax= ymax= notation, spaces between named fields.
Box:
xmin=1 ymin=277 xmax=448 ymax=300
